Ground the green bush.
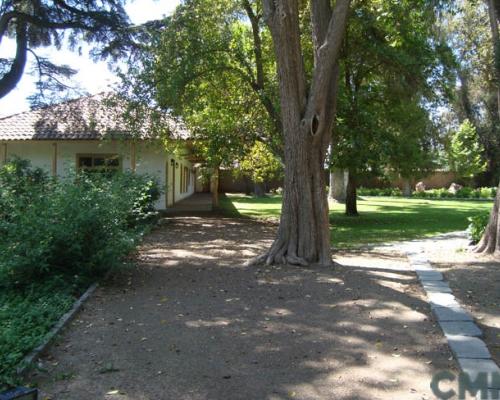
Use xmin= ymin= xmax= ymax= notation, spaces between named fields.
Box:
xmin=412 ymin=187 xmax=496 ymax=199
xmin=358 ymin=187 xmax=403 ymax=196
xmin=0 ymin=159 xmax=160 ymax=287
xmin=0 ymin=159 xmax=161 ymax=385
xmin=468 ymin=212 xmax=490 ymax=243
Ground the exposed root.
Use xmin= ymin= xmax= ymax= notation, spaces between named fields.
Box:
xmin=243 ymin=253 xmax=268 ymax=267
xmin=246 ymin=252 xmax=334 ymax=268
xmin=285 ymin=254 xmax=309 ymax=266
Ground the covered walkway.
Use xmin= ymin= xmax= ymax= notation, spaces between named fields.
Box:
xmin=164 ymin=192 xmax=213 ymax=214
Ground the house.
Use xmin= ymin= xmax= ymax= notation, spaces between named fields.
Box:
xmin=0 ymin=94 xmax=198 ymax=209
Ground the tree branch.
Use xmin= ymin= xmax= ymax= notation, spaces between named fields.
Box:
xmin=0 ymin=10 xmax=15 ymax=44
xmin=0 ymin=21 xmax=27 ymax=99
xmin=242 ymin=0 xmax=264 ymax=88
xmin=304 ymin=0 xmax=351 ymax=138
xmin=310 ymin=0 xmax=332 ymax=66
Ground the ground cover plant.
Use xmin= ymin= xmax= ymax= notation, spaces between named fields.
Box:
xmin=0 ymin=159 xmax=160 ymax=387
xmin=220 ymin=194 xmax=493 ymax=248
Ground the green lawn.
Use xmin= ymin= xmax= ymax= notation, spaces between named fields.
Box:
xmin=220 ymin=194 xmax=493 ymax=248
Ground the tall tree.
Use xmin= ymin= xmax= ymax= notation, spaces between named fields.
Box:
xmin=332 ymin=0 xmax=449 ymax=215
xmin=442 ymin=0 xmax=500 ymax=185
xmin=256 ymin=0 xmax=350 ymax=266
xmin=0 ymin=0 xmax=131 ymax=103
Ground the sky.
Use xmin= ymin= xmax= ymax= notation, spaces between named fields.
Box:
xmin=0 ymin=0 xmax=180 ymax=118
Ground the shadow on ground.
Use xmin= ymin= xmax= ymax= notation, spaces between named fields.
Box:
xmin=29 ymin=217 xmax=456 ymax=400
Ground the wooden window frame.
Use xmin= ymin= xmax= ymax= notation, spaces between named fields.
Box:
xmin=76 ymin=153 xmax=122 ymax=173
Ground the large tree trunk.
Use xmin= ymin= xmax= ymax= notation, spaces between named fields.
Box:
xmin=477 ymin=0 xmax=500 ymax=252
xmin=345 ymin=170 xmax=358 ymax=216
xmin=475 ymin=181 xmax=500 ymax=254
xmin=257 ymin=0 xmax=350 ymax=267
xmin=328 ymin=168 xmax=347 ymax=202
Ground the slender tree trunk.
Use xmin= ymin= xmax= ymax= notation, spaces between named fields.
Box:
xmin=210 ymin=167 xmax=219 ymax=208
xmin=254 ymin=182 xmax=265 ymax=197
xmin=402 ymin=178 xmax=412 ymax=197
xmin=345 ymin=170 xmax=358 ymax=216
xmin=475 ymin=181 xmax=500 ymax=254
xmin=328 ymin=168 xmax=347 ymax=202
xmin=256 ymin=0 xmax=350 ymax=267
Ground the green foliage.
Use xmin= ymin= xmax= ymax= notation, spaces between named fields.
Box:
xmin=440 ymin=1 xmax=500 ymax=184
xmin=358 ymin=185 xmax=496 ymax=199
xmin=357 ymin=187 xmax=403 ymax=197
xmin=468 ymin=212 xmax=490 ymax=243
xmin=0 ymin=278 xmax=77 ymax=388
xmin=413 ymin=187 xmax=496 ymax=199
xmin=0 ymin=159 xmax=160 ymax=385
xmin=447 ymin=119 xmax=486 ymax=178
xmin=238 ymin=142 xmax=282 ymax=184
xmin=332 ymin=0 xmax=451 ymax=183
xmin=0 ymin=159 xmax=160 ymax=286
xmin=120 ymin=0 xmax=281 ymax=170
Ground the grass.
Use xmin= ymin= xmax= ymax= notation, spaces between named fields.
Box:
xmin=0 ymin=277 xmax=88 ymax=388
xmin=220 ymin=194 xmax=493 ymax=249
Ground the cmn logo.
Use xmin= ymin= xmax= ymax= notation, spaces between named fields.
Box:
xmin=431 ymin=371 xmax=500 ymax=399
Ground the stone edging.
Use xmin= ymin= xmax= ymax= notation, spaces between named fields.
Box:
xmin=16 ymin=282 xmax=99 ymax=375
xmin=405 ymin=251 xmax=500 ymax=392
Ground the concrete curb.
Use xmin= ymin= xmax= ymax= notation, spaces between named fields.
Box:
xmin=405 ymin=248 xmax=500 ymax=392
xmin=16 ymin=282 xmax=99 ymax=375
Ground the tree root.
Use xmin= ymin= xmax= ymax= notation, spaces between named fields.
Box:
xmin=244 ymin=252 xmax=333 ymax=267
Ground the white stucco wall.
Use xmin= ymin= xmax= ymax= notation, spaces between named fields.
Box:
xmin=1 ymin=140 xmax=195 ymax=210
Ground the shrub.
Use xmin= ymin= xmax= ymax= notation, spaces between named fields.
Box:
xmin=468 ymin=212 xmax=490 ymax=243
xmin=456 ymin=187 xmax=473 ymax=198
xmin=0 ymin=160 xmax=160 ymax=287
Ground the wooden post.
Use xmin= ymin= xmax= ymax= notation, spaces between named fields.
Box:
xmin=1 ymin=143 xmax=6 ymax=166
xmin=130 ymin=142 xmax=136 ymax=172
xmin=51 ymin=143 xmax=58 ymax=177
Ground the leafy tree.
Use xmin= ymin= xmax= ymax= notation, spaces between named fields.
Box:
xmin=238 ymin=141 xmax=282 ymax=196
xmin=117 ymin=0 xmax=283 ymax=206
xmin=0 ymin=0 xmax=131 ymax=104
xmin=441 ymin=0 xmax=500 ymax=184
xmin=332 ymin=0 xmax=450 ymax=215
xmin=447 ymin=119 xmax=486 ymax=178
xmin=147 ymin=0 xmax=282 ymax=155
xmin=254 ymin=0 xmax=350 ymax=266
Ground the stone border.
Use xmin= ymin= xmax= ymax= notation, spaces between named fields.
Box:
xmin=406 ymin=251 xmax=500 ymax=392
xmin=16 ymin=282 xmax=99 ymax=375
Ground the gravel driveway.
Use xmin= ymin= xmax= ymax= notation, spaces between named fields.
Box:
xmin=29 ymin=216 xmax=456 ymax=400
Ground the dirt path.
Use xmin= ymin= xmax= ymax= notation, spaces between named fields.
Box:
xmin=30 ymin=217 xmax=455 ymax=400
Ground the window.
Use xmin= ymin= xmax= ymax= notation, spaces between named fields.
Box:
xmin=77 ymin=154 xmax=121 ymax=173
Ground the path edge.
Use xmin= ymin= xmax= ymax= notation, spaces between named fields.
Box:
xmin=16 ymin=282 xmax=99 ymax=375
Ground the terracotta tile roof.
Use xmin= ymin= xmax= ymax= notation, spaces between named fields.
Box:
xmin=0 ymin=93 xmax=190 ymax=141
